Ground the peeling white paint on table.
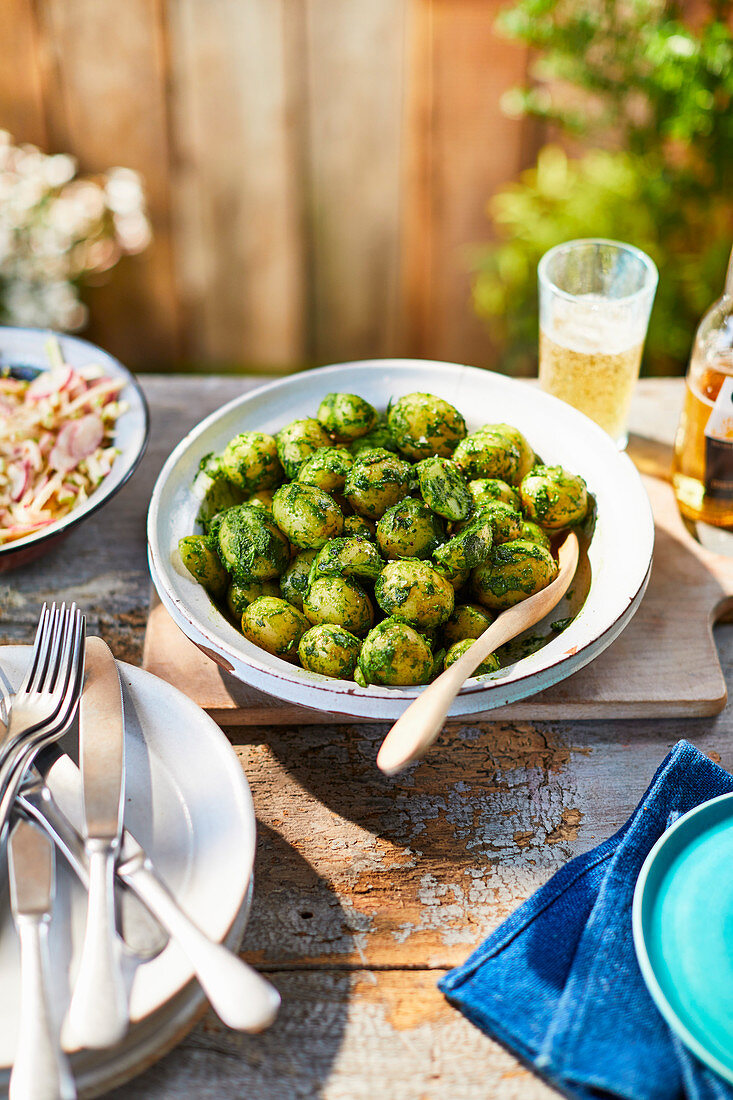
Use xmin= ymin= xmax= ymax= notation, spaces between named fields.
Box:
xmin=2 ymin=376 xmax=732 ymax=1099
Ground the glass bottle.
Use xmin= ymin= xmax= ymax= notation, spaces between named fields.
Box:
xmin=672 ymin=247 xmax=733 ymax=527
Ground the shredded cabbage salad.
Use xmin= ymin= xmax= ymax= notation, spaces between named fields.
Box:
xmin=0 ymin=338 xmax=125 ymax=544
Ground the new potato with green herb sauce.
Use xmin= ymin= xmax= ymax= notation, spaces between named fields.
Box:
xmin=376 ymin=498 xmax=444 ymax=560
xmin=343 ymin=448 xmax=413 ymax=519
xmin=303 ymin=575 xmax=374 ymax=636
xmin=242 ymin=596 xmax=310 ymax=660
xmin=272 ymin=482 xmax=344 ymax=549
xmin=442 ymin=603 xmax=494 ymax=647
xmin=216 ymin=505 xmax=290 ymax=581
xmin=358 ymin=618 xmax=434 ymax=686
xmin=375 ymin=559 xmax=454 ymax=630
xmin=179 ymin=386 xmax=589 ymax=686
xmin=298 ymin=623 xmax=362 ymax=678
xmin=387 ymin=392 xmax=466 ymax=460
xmin=220 ymin=431 xmax=283 ymax=493
xmin=472 ymin=539 xmax=558 ymax=611
xmin=520 ymin=465 xmax=588 ymax=530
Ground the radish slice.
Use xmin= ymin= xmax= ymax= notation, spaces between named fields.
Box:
xmin=50 ymin=414 xmax=104 ymax=472
xmin=27 ymin=364 xmax=73 ymax=399
xmin=8 ymin=462 xmax=31 ymax=501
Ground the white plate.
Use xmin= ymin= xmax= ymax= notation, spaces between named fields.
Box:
xmin=0 ymin=646 xmax=255 ymax=1097
xmin=148 ymin=359 xmax=654 ymax=721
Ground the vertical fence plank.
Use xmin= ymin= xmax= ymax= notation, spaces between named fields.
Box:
xmin=402 ymin=0 xmax=535 ymax=369
xmin=168 ymin=0 xmax=305 ymax=369
xmin=305 ymin=0 xmax=407 ymax=364
xmin=37 ymin=0 xmax=180 ymax=368
xmin=0 ymin=0 xmax=48 ymax=147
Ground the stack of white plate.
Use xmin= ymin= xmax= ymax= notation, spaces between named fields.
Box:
xmin=0 ymin=648 xmax=256 ymax=1097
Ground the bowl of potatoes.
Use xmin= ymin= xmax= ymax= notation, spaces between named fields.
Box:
xmin=147 ymin=359 xmax=653 ymax=720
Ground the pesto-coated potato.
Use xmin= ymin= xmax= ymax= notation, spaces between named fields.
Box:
xmin=195 ymin=474 xmax=245 ymax=532
xmin=298 ymin=624 xmax=362 ymax=679
xmin=491 ymin=424 xmax=535 ymax=480
xmin=376 ymin=498 xmax=445 ymax=560
xmin=310 ymin=536 xmax=385 ymax=585
xmin=433 ymin=512 xmax=493 ymax=587
xmin=217 ymin=505 xmax=291 ymax=580
xmin=358 ymin=618 xmax=433 ymax=686
xmin=297 ymin=447 xmax=354 ymax=493
xmin=519 ymin=465 xmax=588 ymax=529
xmin=241 ymin=596 xmax=309 ymax=660
xmin=375 ymin=559 xmax=454 ymax=629
xmin=227 ymin=578 xmax=280 ymax=619
xmin=272 ymin=482 xmax=344 ymax=549
xmin=417 ymin=457 xmax=473 ymax=522
xmin=519 ymin=520 xmax=552 ymax=551
xmin=279 ymin=550 xmax=318 ymax=611
xmin=343 ymin=514 xmax=376 ymax=539
xmin=472 ymin=539 xmax=558 ymax=610
xmin=179 ymin=535 xmax=228 ymax=598
xmin=468 ymin=478 xmax=521 ymax=511
xmin=350 ymin=422 xmax=399 ymax=456
xmin=303 ymin=575 xmax=374 ymax=636
xmin=387 ymin=392 xmax=466 ymax=461
xmin=317 ymin=393 xmax=378 ymax=442
xmin=460 ymin=500 xmax=523 ymax=545
xmin=442 ymin=603 xmax=494 ymax=647
xmin=453 ymin=426 xmax=523 ymax=484
xmin=343 ymin=448 xmax=413 ymax=519
xmin=444 ymin=639 xmax=500 ymax=675
xmin=276 ymin=418 xmax=332 ymax=479
xmin=220 ymin=432 xmax=283 ymax=493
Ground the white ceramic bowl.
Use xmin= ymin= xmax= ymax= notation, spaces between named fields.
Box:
xmin=148 ymin=359 xmax=654 ymax=720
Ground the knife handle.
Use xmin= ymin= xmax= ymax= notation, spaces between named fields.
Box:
xmin=10 ymin=915 xmax=76 ymax=1100
xmin=119 ymin=856 xmax=280 ymax=1032
xmin=64 ymin=842 xmax=128 ymax=1049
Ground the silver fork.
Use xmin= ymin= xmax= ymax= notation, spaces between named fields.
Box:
xmin=0 ymin=608 xmax=85 ymax=846
xmin=0 ymin=605 xmax=73 ymax=760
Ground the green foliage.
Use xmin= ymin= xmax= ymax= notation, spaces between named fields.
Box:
xmin=473 ymin=0 xmax=733 ymax=375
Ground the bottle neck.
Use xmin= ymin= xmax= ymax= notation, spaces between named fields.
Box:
xmin=726 ymin=245 xmax=733 ymax=298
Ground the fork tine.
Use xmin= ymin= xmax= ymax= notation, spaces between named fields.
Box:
xmin=15 ymin=603 xmax=50 ymax=695
xmin=57 ymin=611 xmax=86 ymax=728
xmin=48 ymin=607 xmax=81 ymax=718
xmin=46 ymin=604 xmax=75 ymax=695
xmin=25 ymin=603 xmax=62 ymax=696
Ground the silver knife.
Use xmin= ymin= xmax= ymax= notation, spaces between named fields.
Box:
xmin=63 ymin=637 xmax=128 ymax=1049
xmin=18 ymin=755 xmax=280 ymax=1033
xmin=8 ymin=819 xmax=76 ymax=1100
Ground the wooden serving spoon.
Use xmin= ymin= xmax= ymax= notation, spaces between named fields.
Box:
xmin=376 ymin=531 xmax=580 ymax=775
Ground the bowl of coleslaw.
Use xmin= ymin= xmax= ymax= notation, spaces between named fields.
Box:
xmin=0 ymin=326 xmax=148 ymax=571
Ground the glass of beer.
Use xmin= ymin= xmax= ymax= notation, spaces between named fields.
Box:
xmin=538 ymin=239 xmax=658 ymax=448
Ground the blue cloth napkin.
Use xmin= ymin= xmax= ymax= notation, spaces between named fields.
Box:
xmin=439 ymin=740 xmax=733 ymax=1100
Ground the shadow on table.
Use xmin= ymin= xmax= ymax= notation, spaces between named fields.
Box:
xmin=107 ymin=826 xmax=351 ymax=1099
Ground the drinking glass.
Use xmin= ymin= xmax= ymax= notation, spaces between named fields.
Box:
xmin=538 ymin=239 xmax=658 ymax=448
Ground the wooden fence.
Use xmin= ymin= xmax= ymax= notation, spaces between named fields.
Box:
xmin=0 ymin=0 xmax=543 ymax=372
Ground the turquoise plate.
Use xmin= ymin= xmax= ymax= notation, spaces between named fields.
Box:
xmin=633 ymin=792 xmax=733 ymax=1082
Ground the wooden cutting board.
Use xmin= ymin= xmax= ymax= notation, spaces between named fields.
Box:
xmin=142 ymin=473 xmax=733 ymax=724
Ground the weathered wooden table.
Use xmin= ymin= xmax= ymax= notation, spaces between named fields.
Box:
xmin=2 ymin=376 xmax=731 ymax=1099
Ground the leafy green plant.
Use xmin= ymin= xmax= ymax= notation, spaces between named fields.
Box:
xmin=473 ymin=0 xmax=733 ymax=375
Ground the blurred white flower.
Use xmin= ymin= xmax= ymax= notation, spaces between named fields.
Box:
xmin=0 ymin=131 xmax=151 ymax=331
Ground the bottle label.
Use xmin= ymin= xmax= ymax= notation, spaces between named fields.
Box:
xmin=704 ymin=376 xmax=733 ymax=500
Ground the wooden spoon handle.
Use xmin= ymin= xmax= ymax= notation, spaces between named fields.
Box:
xmin=376 ymin=532 xmax=579 ymax=776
